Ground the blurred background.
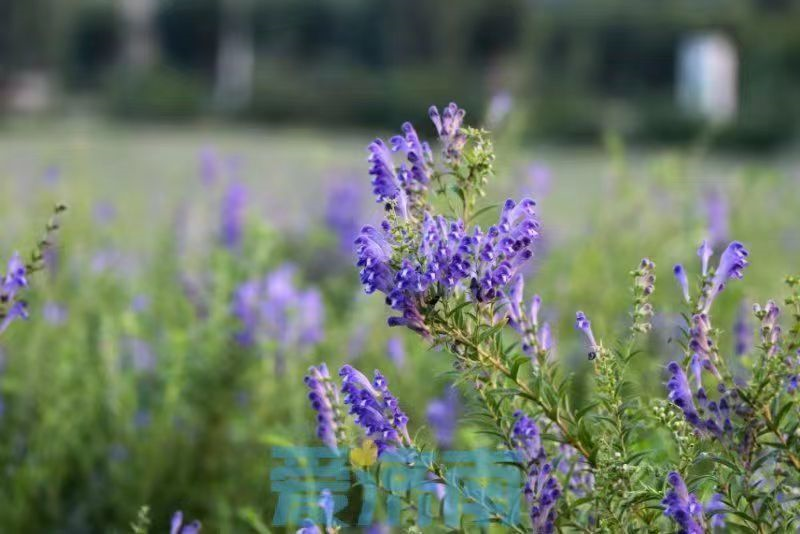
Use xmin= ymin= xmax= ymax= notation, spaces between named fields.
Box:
xmin=2 ymin=0 xmax=800 ymax=146
xmin=1 ymin=0 xmax=800 ymax=532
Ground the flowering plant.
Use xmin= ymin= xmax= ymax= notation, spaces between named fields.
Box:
xmin=302 ymin=104 xmax=800 ymax=532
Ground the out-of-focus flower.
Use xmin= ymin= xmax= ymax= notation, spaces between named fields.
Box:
xmin=318 ymin=489 xmax=335 ymax=529
xmin=304 ymin=364 xmax=343 ymax=450
xmin=92 ymin=201 xmax=117 ymax=225
xmin=429 ymin=102 xmax=467 ymax=162
xmin=733 ymin=302 xmax=751 ymax=357
xmin=426 ymin=386 xmax=461 ymax=447
xmin=232 ymin=264 xmax=324 ymax=352
xmin=556 ymin=444 xmax=594 ymax=497
xmin=485 ymin=91 xmax=513 ymax=128
xmin=512 ymin=411 xmax=561 ymax=533
xmin=705 ymin=493 xmax=726 ymax=529
xmin=662 ymin=472 xmax=705 ymax=534
xmin=42 ymin=301 xmax=67 ymax=325
xmin=296 ymin=519 xmax=321 ymax=534
xmin=199 ymin=147 xmax=222 ymax=186
xmin=526 ymin=163 xmax=552 ymax=199
xmin=325 ymin=180 xmax=365 ymax=253
xmin=340 ymin=364 xmax=409 ymax=455
xmin=704 ymin=190 xmax=729 ymax=247
xmin=386 ymin=336 xmax=405 ymax=369
xmin=220 ymin=180 xmax=247 ymax=250
xmin=170 ymin=511 xmax=201 ymax=534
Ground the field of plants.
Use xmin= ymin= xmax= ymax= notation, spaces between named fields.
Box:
xmin=1 ymin=109 xmax=800 ymax=533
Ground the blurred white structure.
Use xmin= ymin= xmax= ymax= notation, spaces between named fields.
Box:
xmin=120 ymin=0 xmax=158 ymax=70
xmin=676 ymin=33 xmax=738 ymax=124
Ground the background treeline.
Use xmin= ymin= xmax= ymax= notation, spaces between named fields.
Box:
xmin=2 ymin=0 xmax=800 ymax=146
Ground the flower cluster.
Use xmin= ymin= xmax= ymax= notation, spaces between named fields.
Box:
xmin=232 ymin=264 xmax=324 ymax=350
xmin=662 ymin=472 xmax=705 ymax=534
xmin=512 ymin=412 xmax=561 ymax=533
xmin=555 ymin=444 xmax=594 ymax=498
xmin=0 ymin=253 xmax=30 ymax=335
xmin=429 ymin=103 xmax=467 ymax=162
xmin=426 ymin=386 xmax=461 ymax=448
xmin=504 ymin=274 xmax=551 ymax=358
xmin=305 ymin=364 xmax=344 ymax=450
xmin=700 ymin=241 xmax=749 ymax=314
xmin=325 ymin=180 xmax=365 ymax=253
xmin=367 ymin=120 xmax=432 ymax=219
xmin=339 ymin=364 xmax=410 ymax=455
xmin=356 ymin=104 xmax=540 ymax=337
xmin=355 ymin=199 xmax=539 ymax=336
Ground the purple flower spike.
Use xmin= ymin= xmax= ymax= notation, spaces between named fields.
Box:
xmin=220 ymin=180 xmax=247 ymax=250
xmin=666 ymin=361 xmax=701 ymax=427
xmin=673 ymin=264 xmax=690 ymax=303
xmin=339 ymin=364 xmax=409 ymax=454
xmin=662 ymin=472 xmax=705 ymax=534
xmin=512 ymin=412 xmax=561 ymax=533
xmin=701 ymin=241 xmax=749 ymax=314
xmin=305 ymin=364 xmax=342 ymax=450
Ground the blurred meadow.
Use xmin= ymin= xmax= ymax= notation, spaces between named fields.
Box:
xmin=2 ymin=0 xmax=800 ymax=532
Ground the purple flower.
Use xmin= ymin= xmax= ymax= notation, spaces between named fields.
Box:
xmin=296 ymin=519 xmax=321 ymax=534
xmin=556 ymin=444 xmax=594 ymax=498
xmin=666 ymin=361 xmax=701 ymax=427
xmin=232 ymin=264 xmax=324 ymax=351
xmin=701 ymin=241 xmax=749 ymax=314
xmin=318 ymin=489 xmax=335 ymax=528
xmin=325 ymin=180 xmax=365 ymax=253
xmin=42 ymin=301 xmax=67 ymax=326
xmin=673 ymin=264 xmax=690 ymax=303
xmin=426 ymin=387 xmax=461 ymax=447
xmin=304 ymin=364 xmax=342 ymax=450
xmin=0 ymin=301 xmax=28 ymax=335
xmin=733 ymin=302 xmax=751 ymax=356
xmin=512 ymin=411 xmax=546 ymax=464
xmin=220 ymin=180 xmax=247 ymax=250
xmin=662 ymin=472 xmax=705 ymax=534
xmin=512 ymin=412 xmax=561 ymax=533
xmin=705 ymin=493 xmax=726 ymax=529
xmin=485 ymin=91 xmax=513 ymax=128
xmin=340 ymin=364 xmax=409 ymax=454
xmin=575 ymin=311 xmax=598 ymax=351
xmin=356 ymin=198 xmax=538 ymax=337
xmin=429 ymin=103 xmax=467 ymax=161
xmin=2 ymin=252 xmax=27 ymax=298
xmin=386 ymin=336 xmax=405 ymax=369
xmin=170 ymin=511 xmax=201 ymax=534
xmin=199 ymin=147 xmax=221 ymax=186
xmin=503 ymin=274 xmax=552 ymax=358
xmin=704 ymin=190 xmax=729 ymax=247
xmin=526 ymin=163 xmax=552 ymax=199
